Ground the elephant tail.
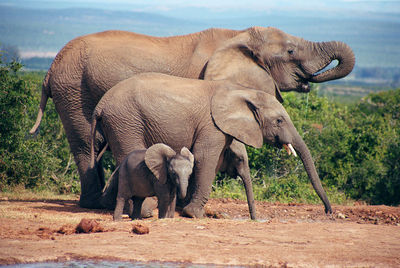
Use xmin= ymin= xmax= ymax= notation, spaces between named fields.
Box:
xmin=90 ymin=107 xmax=102 ymax=169
xmin=29 ymin=71 xmax=51 ymax=136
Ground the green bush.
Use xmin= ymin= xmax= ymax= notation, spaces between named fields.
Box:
xmin=0 ymin=60 xmax=80 ymax=193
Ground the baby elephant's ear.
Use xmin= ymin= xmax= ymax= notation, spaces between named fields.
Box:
xmin=180 ymin=147 xmax=194 ymax=168
xmin=145 ymin=143 xmax=176 ymax=184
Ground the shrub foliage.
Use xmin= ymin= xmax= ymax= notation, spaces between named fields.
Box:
xmin=0 ymin=60 xmax=80 ymax=193
xmin=1 ymin=60 xmax=399 ymax=205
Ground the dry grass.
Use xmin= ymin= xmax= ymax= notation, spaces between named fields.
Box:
xmin=0 ymin=186 xmax=79 ymax=202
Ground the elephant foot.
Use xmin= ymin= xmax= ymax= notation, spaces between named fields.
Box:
xmin=182 ymin=203 xmax=205 ymax=218
xmin=140 ymin=197 xmax=158 ymax=218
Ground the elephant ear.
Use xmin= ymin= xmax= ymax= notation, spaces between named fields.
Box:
xmin=204 ymin=30 xmax=283 ymax=103
xmin=180 ymin=147 xmax=195 ymax=168
xmin=145 ymin=143 xmax=177 ymax=184
xmin=211 ymin=87 xmax=265 ymax=148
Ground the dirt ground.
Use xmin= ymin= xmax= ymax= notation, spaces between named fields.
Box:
xmin=0 ymin=196 xmax=399 ymax=267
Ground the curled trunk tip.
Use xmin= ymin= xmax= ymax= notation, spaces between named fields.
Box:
xmin=310 ymin=41 xmax=355 ymax=83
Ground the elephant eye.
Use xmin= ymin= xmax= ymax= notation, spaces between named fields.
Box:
xmin=288 ymin=49 xmax=294 ymax=55
xmin=277 ymin=118 xmax=283 ymax=125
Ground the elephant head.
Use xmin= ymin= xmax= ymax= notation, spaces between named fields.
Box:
xmin=211 ymin=88 xmax=332 ymax=213
xmin=204 ymin=27 xmax=355 ymax=97
xmin=145 ymin=144 xmax=194 ymax=199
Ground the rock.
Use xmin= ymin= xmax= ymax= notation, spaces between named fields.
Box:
xmin=337 ymin=213 xmax=346 ymax=219
xmin=75 ymin=218 xmax=104 ymax=233
xmin=132 ymin=223 xmax=149 ymax=235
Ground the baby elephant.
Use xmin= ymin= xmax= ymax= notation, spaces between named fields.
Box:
xmin=113 ymin=143 xmax=194 ymax=221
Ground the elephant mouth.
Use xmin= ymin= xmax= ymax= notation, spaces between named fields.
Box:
xmin=294 ymin=70 xmax=311 ymax=92
xmin=300 ymin=81 xmax=310 ymax=92
xmin=296 ymin=79 xmax=311 ymax=93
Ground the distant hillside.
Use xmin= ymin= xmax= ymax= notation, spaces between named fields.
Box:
xmin=0 ymin=6 xmax=202 ymax=53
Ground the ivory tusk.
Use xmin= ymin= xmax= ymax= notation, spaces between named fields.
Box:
xmin=288 ymin=144 xmax=297 ymax=157
xmin=283 ymin=144 xmax=291 ymax=155
xmin=283 ymin=144 xmax=297 ymax=157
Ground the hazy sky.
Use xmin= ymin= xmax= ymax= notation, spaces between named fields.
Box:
xmin=4 ymin=0 xmax=400 ymax=14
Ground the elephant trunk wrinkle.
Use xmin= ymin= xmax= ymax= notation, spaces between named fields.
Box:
xmin=309 ymin=41 xmax=355 ymax=83
xmin=293 ymin=136 xmax=332 ymax=214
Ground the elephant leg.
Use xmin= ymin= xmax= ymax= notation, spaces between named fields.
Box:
xmin=140 ymin=197 xmax=157 ymax=218
xmin=157 ymin=199 xmax=168 ymax=219
xmin=182 ymin=134 xmax=226 ymax=218
xmin=131 ymin=197 xmax=145 ymax=220
xmin=113 ymin=196 xmax=125 ymax=221
xmin=74 ymin=147 xmax=104 ymax=208
xmin=166 ymin=192 xmax=177 ymax=218
xmin=156 ymin=187 xmax=172 ymax=219
xmin=55 ymin=102 xmax=106 ymax=209
xmin=100 ymin=167 xmax=119 ymax=210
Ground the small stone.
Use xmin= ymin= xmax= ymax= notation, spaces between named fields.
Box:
xmin=337 ymin=213 xmax=346 ymax=219
xmin=132 ymin=223 xmax=149 ymax=235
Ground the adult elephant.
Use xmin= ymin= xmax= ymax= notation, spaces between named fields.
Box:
xmin=29 ymin=26 xmax=355 ymax=209
xmin=90 ymin=73 xmax=332 ymax=218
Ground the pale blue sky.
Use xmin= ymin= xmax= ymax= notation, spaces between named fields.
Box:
xmin=3 ymin=0 xmax=400 ymax=14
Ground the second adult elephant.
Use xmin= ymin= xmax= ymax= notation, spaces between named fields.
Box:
xmin=29 ymin=26 xmax=354 ymax=208
xmin=90 ymin=73 xmax=332 ymax=218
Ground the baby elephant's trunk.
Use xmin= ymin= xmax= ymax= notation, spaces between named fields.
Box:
xmin=178 ymin=181 xmax=188 ymax=200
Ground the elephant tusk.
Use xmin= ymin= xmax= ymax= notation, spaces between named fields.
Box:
xmin=283 ymin=144 xmax=297 ymax=157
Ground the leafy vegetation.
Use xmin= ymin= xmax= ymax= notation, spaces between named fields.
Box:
xmin=0 ymin=60 xmax=80 ymax=194
xmin=1 ymin=60 xmax=399 ymax=206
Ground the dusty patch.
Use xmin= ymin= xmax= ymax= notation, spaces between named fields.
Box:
xmin=0 ymin=197 xmax=399 ymax=267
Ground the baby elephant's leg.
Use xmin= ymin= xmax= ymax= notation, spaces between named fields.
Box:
xmin=131 ymin=197 xmax=145 ymax=219
xmin=113 ymin=197 xmax=125 ymax=221
xmin=166 ymin=194 xmax=177 ymax=218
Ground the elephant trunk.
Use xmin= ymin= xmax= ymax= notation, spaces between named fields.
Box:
xmin=292 ymin=135 xmax=332 ymax=214
xmin=309 ymin=41 xmax=355 ymax=83
xmin=178 ymin=181 xmax=188 ymax=200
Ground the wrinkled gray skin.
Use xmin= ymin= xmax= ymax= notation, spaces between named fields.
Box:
xmin=112 ymin=143 xmax=194 ymax=220
xmin=91 ymin=73 xmax=332 ymax=218
xmin=29 ymin=26 xmax=354 ymax=209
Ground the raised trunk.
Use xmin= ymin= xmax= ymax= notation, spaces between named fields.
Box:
xmin=293 ymin=136 xmax=332 ymax=214
xmin=309 ymin=41 xmax=355 ymax=83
